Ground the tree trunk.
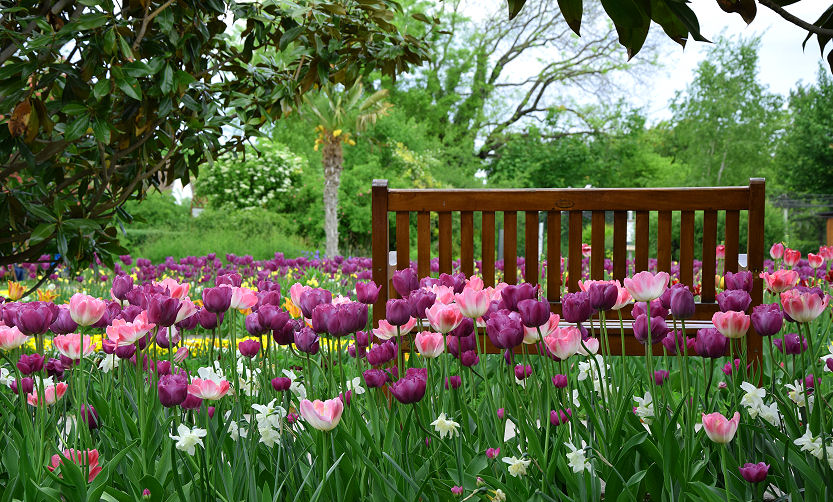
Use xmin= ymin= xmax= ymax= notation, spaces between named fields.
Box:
xmin=322 ymin=137 xmax=344 ymax=257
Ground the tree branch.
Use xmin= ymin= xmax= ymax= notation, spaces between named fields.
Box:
xmin=758 ymin=0 xmax=833 ymax=37
xmin=132 ymin=0 xmax=175 ymax=52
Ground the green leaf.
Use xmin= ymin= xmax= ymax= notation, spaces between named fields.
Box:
xmin=506 ymin=0 xmax=526 ymax=20
xmin=74 ymin=13 xmax=108 ymax=31
xmin=161 ymin=64 xmax=174 ymax=94
xmin=600 ymin=0 xmax=651 ymax=59
xmin=665 ymin=0 xmax=710 ymax=43
xmin=118 ymin=34 xmax=134 ymax=61
xmin=115 ymin=74 xmax=142 ymax=100
xmin=651 ymin=0 xmax=687 ymax=47
xmin=29 ymin=223 xmax=55 ymax=244
xmin=92 ymin=119 xmax=110 ymax=143
xmin=61 ymin=103 xmax=88 ymax=115
xmin=64 ymin=114 xmax=90 ymax=141
xmin=280 ymin=25 xmax=304 ymax=51
xmin=558 ymin=0 xmax=583 ymax=35
xmin=93 ymin=79 xmax=110 ymax=100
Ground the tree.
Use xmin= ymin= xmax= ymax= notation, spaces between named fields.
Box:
xmin=665 ymin=36 xmax=783 ymax=186
xmin=0 ymin=0 xmax=428 ymax=276
xmin=301 ymin=81 xmax=393 ymax=256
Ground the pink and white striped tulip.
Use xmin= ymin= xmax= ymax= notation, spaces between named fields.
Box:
xmin=414 ymin=331 xmax=445 ymax=358
xmin=784 ymin=249 xmax=801 ymax=267
xmin=780 ymin=289 xmax=830 ymax=323
xmin=430 ymin=285 xmax=456 ymax=305
xmin=808 ymin=253 xmax=824 ymax=269
xmin=543 ymin=326 xmax=582 ymax=360
xmin=465 ymin=276 xmax=484 ymax=291
xmin=712 ymin=311 xmax=750 ymax=339
xmin=156 ymin=278 xmax=190 ymax=299
xmin=68 ymin=293 xmax=107 ymax=326
xmin=611 ymin=281 xmax=633 ymax=310
xmin=426 ymin=302 xmax=464 ymax=334
xmin=53 ymin=334 xmax=97 ymax=360
xmin=577 ymin=337 xmax=600 ymax=356
xmin=455 ymin=287 xmax=491 ymax=319
xmin=28 ymin=382 xmax=68 ymax=407
xmin=107 ymin=314 xmax=155 ymax=347
xmin=624 ymin=271 xmax=670 ymax=302
xmin=523 ymin=313 xmax=560 ymax=344
xmin=373 ymin=318 xmax=417 ymax=340
xmin=770 ymin=242 xmax=784 ymax=260
xmin=175 ymin=297 xmax=198 ymax=324
xmin=187 ymin=378 xmax=230 ymax=400
xmin=760 ymin=270 xmax=799 ymax=293
xmin=290 ymin=283 xmax=311 ymax=309
xmin=701 ymin=411 xmax=740 ymax=444
xmin=229 ymin=287 xmax=257 ymax=310
xmin=299 ymin=398 xmax=344 ymax=431
xmin=0 ymin=326 xmax=27 ymax=350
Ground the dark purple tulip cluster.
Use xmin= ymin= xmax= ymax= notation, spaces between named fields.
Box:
xmin=390 ymin=367 xmax=427 ymax=404
xmin=367 ymin=340 xmax=397 ymax=366
xmin=773 ymin=333 xmax=807 ymax=355
xmin=751 ymin=303 xmax=783 ymax=336
xmin=311 ymin=302 xmax=367 ymax=336
xmin=695 ymin=328 xmax=728 ymax=358
xmin=485 ymin=310 xmax=523 ymax=349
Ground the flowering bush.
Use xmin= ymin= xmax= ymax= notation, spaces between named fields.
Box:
xmin=0 ymin=243 xmax=831 ymax=500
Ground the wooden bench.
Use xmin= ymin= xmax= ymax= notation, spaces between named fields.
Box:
xmin=371 ymin=178 xmax=766 ymax=366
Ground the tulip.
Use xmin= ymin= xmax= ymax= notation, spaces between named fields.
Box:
xmin=632 ymin=299 xmax=668 ymax=320
xmin=588 ymin=282 xmax=618 ymax=311
xmin=759 ymin=270 xmax=799 ymax=294
xmin=80 ymin=404 xmax=100 ymax=430
xmin=256 ymin=290 xmax=281 ymax=309
xmin=49 ymin=449 xmax=102 ymax=482
xmin=53 ymin=334 xmax=96 ymax=360
xmin=455 ymin=287 xmax=491 ymax=319
xmin=624 ymin=271 xmax=669 ymax=302
xmin=156 ymin=278 xmax=190 ymax=299
xmin=197 ymin=308 xmax=223 ymax=329
xmin=550 ymin=408 xmax=571 ymax=426
xmin=633 ymin=315 xmax=668 ymax=345
xmin=115 ymin=344 xmax=137 ymax=359
xmin=16 ymin=353 xmax=43 ymax=375
xmin=577 ymin=337 xmax=599 ymax=355
xmin=392 ymin=268 xmax=419 ymax=298
xmin=770 ymin=242 xmax=784 ymax=260
xmin=668 ymin=288 xmax=695 ymax=319
xmin=69 ymin=293 xmax=107 ymax=326
xmin=294 ymin=328 xmax=320 ymax=355
xmin=514 ymin=364 xmax=532 ymax=380
xmin=238 ymin=339 xmax=261 ymax=358
xmin=187 ymin=378 xmax=230 ymax=400
xmin=271 ymin=377 xmax=291 ymax=391
xmin=497 ymin=408 xmax=505 ymax=419
xmin=611 ymin=282 xmax=633 ymax=310
xmin=389 ymin=367 xmax=427 ymax=404
xmin=386 ymin=299 xmax=412 ymax=326
xmin=356 ymin=281 xmax=381 ymax=304
xmin=500 ymin=283 xmax=537 ymax=311
xmin=373 ymin=317 xmax=417 ymax=340
xmin=0 ymin=325 xmax=28 ymax=350
xmin=653 ymin=370 xmax=670 ymax=386
xmin=701 ymin=411 xmax=740 ymax=443
xmin=10 ymin=377 xmax=34 ymax=395
xmin=723 ymin=271 xmax=753 ymax=292
xmin=695 ymin=328 xmax=728 ymax=358
xmin=460 ymin=350 xmax=479 ymax=367
xmin=366 ymin=340 xmax=397 ymax=366
xmin=561 ymin=292 xmax=592 ymax=323
xmin=721 ymin=358 xmax=741 ymax=376
xmin=485 ymin=310 xmax=524 ymax=349
xmin=111 ymin=275 xmax=134 ymax=301
xmin=16 ymin=302 xmax=56 ymax=335
xmin=486 ymin=447 xmax=500 ymax=459
xmin=414 ymin=331 xmax=445 ymax=358
xmin=712 ymin=311 xmax=750 ymax=339
xmin=661 ymin=330 xmax=695 ymax=355
xmin=50 ymin=306 xmax=78 ymax=335
xmin=543 ymin=326 xmax=581 ymax=360
xmin=147 ymin=295 xmax=180 ymax=327
xmin=426 ymin=302 xmax=464 ymax=333
xmin=738 ymin=462 xmax=769 ymax=483
xmin=215 ymin=273 xmax=242 ymax=287
xmin=780 ymin=288 xmax=829 ymax=323
xmin=408 ymin=289 xmax=436 ymax=318
xmin=245 ymin=313 xmax=266 ymax=336
xmin=808 ymin=253 xmax=824 ymax=269
xmin=552 ymin=374 xmax=568 ymax=388
xmin=181 ymin=394 xmax=203 ymax=410
xmin=363 ymin=369 xmax=387 ymax=388
xmin=27 ymin=382 xmax=68 ymax=406
xmin=299 ymin=398 xmax=344 ymax=431
xmin=517 ymin=299 xmax=550 ymax=328
xmin=784 ymin=248 xmax=800 ymax=267
xmin=229 ymin=286 xmax=257 ymax=310
xmin=773 ymin=333 xmax=807 ymax=355
xmin=155 ymin=326 xmax=180 ymax=349
xmin=202 ymin=287 xmax=233 ymax=313
xmin=524 ymin=313 xmax=559 ymax=344
xmin=750 ymin=303 xmax=783 ymax=336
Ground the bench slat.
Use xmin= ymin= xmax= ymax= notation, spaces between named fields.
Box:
xmin=702 ymin=210 xmax=718 ymax=302
xmin=725 ymin=209 xmax=740 ymax=273
xmin=547 ymin=210 xmax=562 ymax=301
xmin=482 ymin=212 xmax=496 ymax=287
xmin=395 ymin=212 xmax=410 ymax=288
xmin=657 ymin=210 xmax=672 ymax=273
xmin=635 ymin=210 xmax=649 ymax=272
xmin=504 ymin=211 xmax=517 ymax=284
xmin=591 ymin=211 xmax=605 ymax=280
xmin=417 ymin=211 xmax=430 ymax=279
xmin=613 ymin=211 xmax=627 ymax=281
xmin=461 ymin=211 xmax=474 ymax=277
xmin=439 ymin=211 xmax=452 ymax=275
xmin=680 ymin=210 xmax=695 ymax=288
xmin=568 ymin=211 xmax=582 ymax=291
xmin=525 ymin=211 xmax=539 ymax=284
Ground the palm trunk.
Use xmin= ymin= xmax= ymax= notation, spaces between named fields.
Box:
xmin=322 ymin=137 xmax=343 ymax=257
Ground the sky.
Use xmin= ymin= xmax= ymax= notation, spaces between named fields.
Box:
xmin=645 ymin=0 xmax=828 ymax=120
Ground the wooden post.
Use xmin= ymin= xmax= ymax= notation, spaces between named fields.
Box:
xmin=746 ymin=178 xmax=766 ymax=377
xmin=371 ymin=180 xmax=389 ymax=326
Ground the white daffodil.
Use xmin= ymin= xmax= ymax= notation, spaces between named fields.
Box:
xmin=430 ymin=412 xmax=460 ymax=439
xmin=170 ymin=424 xmax=207 ymax=455
xmin=227 ymin=419 xmax=247 ymax=441
xmin=752 ymin=401 xmax=781 ymax=427
xmin=490 ymin=489 xmax=506 ymax=502
xmin=739 ymin=381 xmax=766 ymax=411
xmin=633 ymin=392 xmax=654 ymax=424
xmin=501 ymin=456 xmax=532 ymax=477
xmin=98 ymin=354 xmax=119 ymax=373
xmin=345 ymin=377 xmax=366 ymax=395
xmin=785 ymin=381 xmax=813 ymax=409
xmin=794 ymin=428 xmax=823 ymax=459
xmin=283 ymin=369 xmax=307 ymax=399
xmin=198 ymin=364 xmax=225 ymax=385
xmin=259 ymin=426 xmax=281 ymax=447
xmin=252 ymin=399 xmax=287 ymax=431
xmin=0 ymin=367 xmax=11 ymax=386
xmin=565 ymin=442 xmax=590 ymax=473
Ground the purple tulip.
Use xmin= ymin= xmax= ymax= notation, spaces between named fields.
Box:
xmin=500 ymin=283 xmax=537 ymax=312
xmin=273 ymin=321 xmax=296 ymax=345
xmin=216 ymin=273 xmax=242 ymax=287
xmin=670 ymin=288 xmax=696 ymax=319
xmin=356 ymin=281 xmax=381 ymax=304
xmin=485 ymin=309 xmax=524 ymax=349
xmin=659 ymin=283 xmax=688 ymax=310
xmin=16 ymin=302 xmax=55 ymax=335
xmin=271 ymin=377 xmax=291 ymax=391
xmin=514 ymin=364 xmax=532 ymax=380
xmin=390 ymin=367 xmax=427 ymax=404
xmin=751 ymin=303 xmax=783 ymax=337
xmin=158 ymin=373 xmax=189 ymax=407
xmin=633 ymin=314 xmax=668 ymax=345
xmin=115 ymin=344 xmax=137 ymax=359
xmin=459 ymin=350 xmax=479 ymax=367
xmin=661 ymin=330 xmax=694 ymax=355
xmin=155 ymin=326 xmax=180 ymax=349
xmin=80 ymin=404 xmax=100 ymax=430
xmin=118 ymin=305 xmax=143 ymax=323
xmin=561 ymin=292 xmax=592 ymax=323
xmin=156 ymin=360 xmax=172 ymax=376
xmin=1 ymin=302 xmax=21 ymax=327
xmin=552 ymin=374 xmax=568 ymax=388
xmin=367 ymin=340 xmax=397 ymax=366
xmin=550 ymin=408 xmax=571 ymax=426
xmin=299 ymin=288 xmax=332 ymax=319
xmin=111 ymin=275 xmax=134 ymax=301
xmin=588 ymin=282 xmax=618 ymax=311
xmin=202 ymin=287 xmax=233 ymax=314
xmin=717 ymin=290 xmax=751 ymax=313
xmin=653 ymin=369 xmax=670 ymax=386
xmin=450 ymin=317 xmax=474 ymax=338
xmin=355 ymin=331 xmax=370 ymax=348
xmin=391 ymin=268 xmax=418 ymax=298
xmin=294 ymin=328 xmax=320 ymax=355
xmin=239 ymin=339 xmax=261 ymax=358
xmin=257 ymin=279 xmax=281 ymax=293
xmin=444 ymin=375 xmax=462 ymax=389
xmin=45 ymin=358 xmax=64 ymax=380
xmin=256 ymin=291 xmax=281 ymax=309
xmin=695 ymin=328 xmax=728 ymax=358
xmin=125 ymin=289 xmax=149 ymax=308
xmin=826 ymin=357 xmax=833 ymax=372
xmin=738 ymin=462 xmax=769 ymax=483
xmin=10 ymin=377 xmax=34 ymax=395
xmin=258 ymin=305 xmax=289 ymax=331
xmin=386 ymin=299 xmax=412 ymax=327
xmin=180 ymin=393 xmax=203 ymax=410
xmin=632 ymin=298 xmax=668 ymax=319
xmin=408 ymin=289 xmax=437 ymax=319
xmin=245 ymin=313 xmax=266 ymax=336
xmin=724 ymin=271 xmax=753 ymax=292
xmin=148 ymin=295 xmax=180 ymax=327
xmin=17 ymin=353 xmax=44 ymax=375
xmin=363 ymin=369 xmax=388 ymax=388
xmin=773 ymin=333 xmax=807 ymax=355
xmin=517 ymin=299 xmax=550 ymax=328
xmin=197 ymin=308 xmax=223 ymax=330
xmin=447 ymin=330 xmax=477 ymax=358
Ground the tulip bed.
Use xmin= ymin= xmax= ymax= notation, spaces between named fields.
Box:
xmin=0 ymin=244 xmax=832 ymax=501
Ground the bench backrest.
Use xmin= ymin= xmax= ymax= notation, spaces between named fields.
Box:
xmin=371 ymin=179 xmax=766 ymax=361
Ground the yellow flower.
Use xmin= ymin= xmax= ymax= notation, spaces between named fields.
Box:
xmin=194 ymin=299 xmax=203 ymax=307
xmin=239 ymin=308 xmax=252 ymax=316
xmin=283 ymin=297 xmax=302 ymax=319
xmin=37 ymin=289 xmax=59 ymax=302
xmin=7 ymin=281 xmax=25 ymax=301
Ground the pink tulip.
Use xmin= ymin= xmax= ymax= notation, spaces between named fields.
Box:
xmin=701 ymin=411 xmax=740 ymax=444
xmin=187 ymin=378 xmax=230 ymax=400
xmin=760 ymin=270 xmax=799 ymax=294
xmin=784 ymin=249 xmax=801 ymax=267
xmin=28 ymin=382 xmax=68 ymax=406
xmin=426 ymin=302 xmax=464 ymax=334
xmin=69 ymin=293 xmax=107 ymax=326
xmin=107 ymin=313 xmax=155 ymax=347
xmin=430 ymin=285 xmax=456 ymax=305
xmin=465 ymin=276 xmax=484 ymax=292
xmin=174 ymin=297 xmax=198 ymax=324
xmin=711 ymin=311 xmax=750 ymax=339
xmin=229 ymin=286 xmax=257 ymax=310
xmin=770 ymin=242 xmax=784 ymax=260
xmin=373 ymin=318 xmax=417 ymax=340
xmin=455 ymin=288 xmax=490 ymax=319
xmin=290 ymin=283 xmax=312 ymax=309
xmin=299 ymin=398 xmax=344 ymax=431
xmin=624 ymin=271 xmax=670 ymax=302
xmin=808 ymin=253 xmax=824 ymax=269
xmin=543 ymin=326 xmax=581 ymax=360
xmin=611 ymin=281 xmax=633 ymax=310
xmin=174 ymin=346 xmax=189 ymax=363
xmin=523 ymin=313 xmax=559 ymax=344
xmin=156 ymin=278 xmax=190 ymax=300
xmin=780 ymin=289 xmax=830 ymax=323
xmin=0 ymin=325 xmax=27 ymax=350
xmin=716 ymin=244 xmax=725 ymax=259
xmin=53 ymin=334 xmax=97 ymax=359
xmin=581 ymin=243 xmax=591 ymax=258
xmin=577 ymin=337 xmax=600 ymax=355
xmin=819 ymin=245 xmax=833 ymax=262
xmin=414 ymin=331 xmax=445 ymax=358
xmin=48 ymin=449 xmax=102 ymax=482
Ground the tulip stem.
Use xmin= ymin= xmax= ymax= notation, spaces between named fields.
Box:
xmin=617 ymin=310 xmax=628 ymax=400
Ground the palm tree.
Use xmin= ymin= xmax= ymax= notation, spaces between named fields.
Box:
xmin=302 ymin=81 xmax=392 ymax=257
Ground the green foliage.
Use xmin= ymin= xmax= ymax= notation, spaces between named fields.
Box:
xmin=196 ymin=142 xmax=304 ymax=211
